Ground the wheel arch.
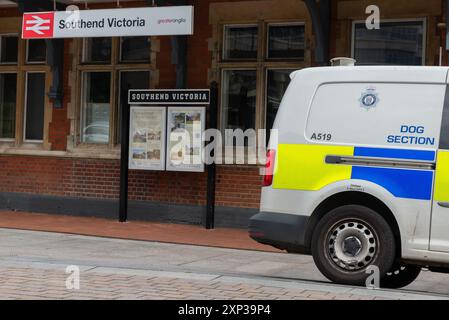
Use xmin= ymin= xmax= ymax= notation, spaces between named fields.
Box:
xmin=304 ymin=191 xmax=402 ymax=258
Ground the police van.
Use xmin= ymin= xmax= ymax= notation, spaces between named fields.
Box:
xmin=249 ymin=66 xmax=449 ymax=288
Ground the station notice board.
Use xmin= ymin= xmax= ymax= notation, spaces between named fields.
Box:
xmin=128 ymin=89 xmax=210 ymax=173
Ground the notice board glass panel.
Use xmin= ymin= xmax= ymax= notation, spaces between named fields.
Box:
xmin=166 ymin=106 xmax=205 ymax=172
xmin=129 ymin=106 xmax=166 ymax=171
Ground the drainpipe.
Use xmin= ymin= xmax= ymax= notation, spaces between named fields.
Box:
xmin=171 ymin=34 xmax=187 ymax=89
xmin=446 ymin=0 xmax=449 ymax=64
xmin=304 ymin=0 xmax=330 ymax=66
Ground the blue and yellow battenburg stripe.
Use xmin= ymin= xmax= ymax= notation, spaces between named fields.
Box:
xmin=273 ymin=144 xmax=437 ymax=201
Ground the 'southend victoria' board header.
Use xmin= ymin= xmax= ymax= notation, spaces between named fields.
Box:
xmin=22 ymin=6 xmax=193 ymax=39
xmin=129 ymin=89 xmax=210 ymax=105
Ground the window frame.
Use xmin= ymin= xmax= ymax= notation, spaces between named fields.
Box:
xmin=220 ymin=67 xmax=258 ymax=133
xmin=117 ymin=69 xmax=152 ymax=111
xmin=266 ymin=22 xmax=306 ymax=61
xmin=81 ymin=37 xmax=112 ymax=64
xmin=116 ymin=69 xmax=151 ymax=142
xmin=218 ymin=21 xmax=306 ymax=138
xmin=119 ymin=36 xmax=151 ymax=64
xmin=0 ymin=71 xmax=17 ymax=142
xmin=0 ymin=33 xmax=19 ymax=65
xmin=23 ymin=71 xmax=46 ymax=143
xmin=222 ymin=24 xmax=259 ymax=62
xmin=350 ymin=18 xmax=427 ymax=66
xmin=77 ymin=37 xmax=155 ymax=148
xmin=79 ymin=70 xmax=113 ymax=145
xmin=264 ymin=67 xmax=295 ymax=129
xmin=25 ymin=39 xmax=47 ymax=65
xmin=0 ymin=23 xmax=51 ymax=151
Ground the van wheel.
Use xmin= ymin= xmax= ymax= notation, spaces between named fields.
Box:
xmin=311 ymin=205 xmax=396 ymax=286
xmin=380 ymin=264 xmax=421 ymax=289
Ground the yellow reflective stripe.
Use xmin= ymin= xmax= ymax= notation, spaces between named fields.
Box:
xmin=273 ymin=144 xmax=354 ymax=191
xmin=434 ymin=150 xmax=449 ymax=202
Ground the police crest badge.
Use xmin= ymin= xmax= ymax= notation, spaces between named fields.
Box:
xmin=359 ymin=87 xmax=379 ymax=110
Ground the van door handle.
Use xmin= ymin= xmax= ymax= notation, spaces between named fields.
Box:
xmin=325 ymin=155 xmax=342 ymax=164
xmin=438 ymin=202 xmax=449 ymax=208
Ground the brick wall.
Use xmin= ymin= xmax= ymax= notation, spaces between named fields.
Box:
xmin=0 ymin=155 xmax=261 ymax=209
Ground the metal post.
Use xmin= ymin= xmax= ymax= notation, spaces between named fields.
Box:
xmin=119 ymin=98 xmax=131 ymax=222
xmin=205 ymin=82 xmax=218 ymax=229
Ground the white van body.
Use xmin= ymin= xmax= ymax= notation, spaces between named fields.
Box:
xmin=249 ymin=66 xmax=449 ymax=286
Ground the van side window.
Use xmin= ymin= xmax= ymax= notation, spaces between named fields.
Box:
xmin=305 ymin=82 xmax=445 ymax=149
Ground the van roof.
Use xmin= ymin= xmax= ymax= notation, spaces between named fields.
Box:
xmin=290 ymin=66 xmax=449 ymax=84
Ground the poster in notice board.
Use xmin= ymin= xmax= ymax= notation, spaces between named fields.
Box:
xmin=166 ymin=106 xmax=205 ymax=172
xmin=128 ymin=106 xmax=166 ymax=171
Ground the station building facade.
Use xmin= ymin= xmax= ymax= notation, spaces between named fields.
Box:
xmin=0 ymin=0 xmax=446 ymax=227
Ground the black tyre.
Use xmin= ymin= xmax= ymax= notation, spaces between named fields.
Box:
xmin=380 ymin=264 xmax=421 ymax=289
xmin=311 ymin=205 xmax=396 ymax=286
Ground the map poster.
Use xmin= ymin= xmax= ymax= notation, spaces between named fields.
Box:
xmin=129 ymin=106 xmax=166 ymax=171
xmin=166 ymin=106 xmax=205 ymax=172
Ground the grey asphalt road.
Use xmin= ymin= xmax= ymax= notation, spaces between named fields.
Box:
xmin=0 ymin=227 xmax=448 ymax=299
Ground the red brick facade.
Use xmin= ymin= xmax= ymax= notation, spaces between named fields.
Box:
xmin=0 ymin=155 xmax=261 ymax=208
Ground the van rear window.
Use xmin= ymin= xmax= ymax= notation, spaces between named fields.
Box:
xmin=305 ymin=82 xmax=445 ymax=149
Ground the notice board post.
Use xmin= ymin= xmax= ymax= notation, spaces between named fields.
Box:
xmin=119 ymin=96 xmax=131 ymax=222
xmin=205 ymin=82 xmax=218 ymax=229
